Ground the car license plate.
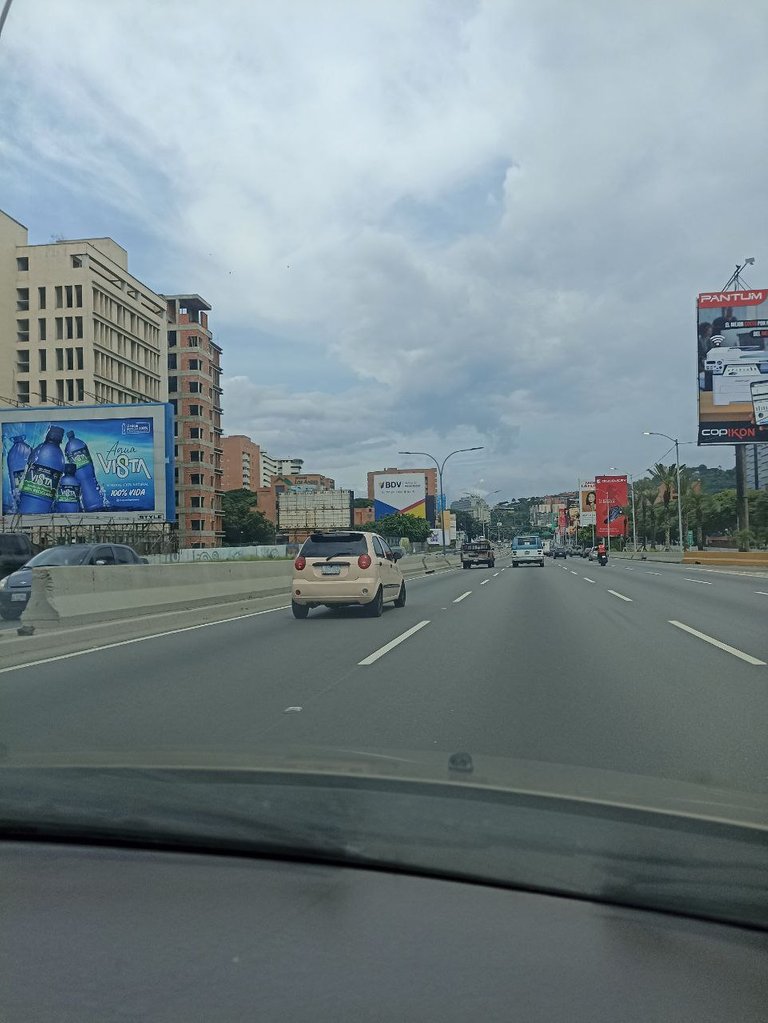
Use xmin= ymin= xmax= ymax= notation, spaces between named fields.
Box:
xmin=11 ymin=593 xmax=27 ymax=602
xmin=321 ymin=565 xmax=341 ymax=575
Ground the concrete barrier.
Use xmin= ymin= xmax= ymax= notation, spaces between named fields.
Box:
xmin=682 ymin=550 xmax=768 ymax=569
xmin=22 ymin=560 xmax=293 ymax=628
xmin=21 ymin=554 xmax=462 ymax=629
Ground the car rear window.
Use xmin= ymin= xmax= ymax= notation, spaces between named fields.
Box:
xmin=0 ymin=535 xmax=30 ymax=555
xmin=301 ymin=534 xmax=368 ymax=558
xmin=513 ymin=537 xmax=540 ymax=548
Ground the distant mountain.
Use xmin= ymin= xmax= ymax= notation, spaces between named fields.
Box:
xmin=690 ymin=464 xmax=736 ymax=494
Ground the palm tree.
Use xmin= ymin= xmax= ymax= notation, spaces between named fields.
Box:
xmin=649 ymin=462 xmax=686 ymax=547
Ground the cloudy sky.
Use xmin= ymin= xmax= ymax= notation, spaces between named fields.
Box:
xmin=1 ymin=0 xmax=766 ymax=500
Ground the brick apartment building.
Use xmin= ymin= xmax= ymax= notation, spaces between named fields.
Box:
xmin=165 ymin=295 xmax=224 ymax=547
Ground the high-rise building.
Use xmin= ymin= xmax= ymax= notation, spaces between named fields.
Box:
xmin=222 ymin=434 xmax=262 ymax=492
xmin=745 ymin=444 xmax=768 ymax=490
xmin=164 ymin=295 xmax=223 ymax=547
xmin=1 ymin=209 xmax=167 ymax=408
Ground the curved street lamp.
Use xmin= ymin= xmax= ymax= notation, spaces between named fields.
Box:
xmin=399 ymin=447 xmax=484 ymax=556
xmin=643 ymin=431 xmax=685 ymax=551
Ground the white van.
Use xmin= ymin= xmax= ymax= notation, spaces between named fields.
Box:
xmin=511 ymin=535 xmax=545 ymax=568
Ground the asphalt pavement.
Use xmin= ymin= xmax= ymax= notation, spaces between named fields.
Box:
xmin=2 ymin=555 xmax=767 ymax=795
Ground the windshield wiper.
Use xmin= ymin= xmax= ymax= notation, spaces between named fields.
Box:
xmin=325 ymin=551 xmax=353 ymax=561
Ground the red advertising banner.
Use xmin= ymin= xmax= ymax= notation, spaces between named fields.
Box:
xmin=558 ymin=509 xmax=567 ymax=530
xmin=595 ymin=475 xmax=628 ymax=538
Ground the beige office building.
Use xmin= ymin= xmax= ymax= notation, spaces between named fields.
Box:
xmin=0 ymin=209 xmax=167 ymax=410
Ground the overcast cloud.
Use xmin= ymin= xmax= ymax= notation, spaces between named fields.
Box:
xmin=2 ymin=0 xmax=766 ymax=498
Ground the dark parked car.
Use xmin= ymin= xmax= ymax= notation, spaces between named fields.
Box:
xmin=0 ymin=543 xmax=147 ymax=620
xmin=0 ymin=532 xmax=34 ymax=581
xmin=552 ymin=547 xmax=567 ymax=559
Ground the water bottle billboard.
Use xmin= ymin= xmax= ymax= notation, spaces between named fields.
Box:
xmin=1 ymin=404 xmax=174 ymax=522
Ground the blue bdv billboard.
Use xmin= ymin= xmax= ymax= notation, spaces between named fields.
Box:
xmin=1 ymin=403 xmax=175 ymax=524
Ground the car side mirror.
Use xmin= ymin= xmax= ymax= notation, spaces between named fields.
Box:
xmin=140 ymin=557 xmax=149 ymax=565
xmin=393 ymin=550 xmax=403 ymax=561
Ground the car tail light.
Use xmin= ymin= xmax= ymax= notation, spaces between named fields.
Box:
xmin=294 ymin=556 xmax=306 ymax=570
xmin=358 ymin=554 xmax=372 ymax=570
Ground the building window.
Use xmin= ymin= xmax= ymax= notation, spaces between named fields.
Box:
xmin=168 ymin=353 xmax=177 ymax=370
xmin=16 ymin=288 xmax=29 ymax=311
xmin=76 ymin=347 xmax=84 ymax=370
xmin=76 ymin=379 xmax=84 ymax=402
xmin=16 ymin=351 xmax=30 ymax=373
xmin=187 ymin=336 xmax=199 ymax=347
xmin=56 ymin=379 xmax=64 ymax=401
xmin=190 ymin=474 xmax=203 ymax=485
xmin=38 ymin=350 xmax=47 ymax=372
xmin=65 ymin=285 xmax=73 ymax=308
xmin=16 ymin=319 xmax=29 ymax=342
xmin=71 ymin=255 xmax=83 ymax=268
xmin=38 ymin=318 xmax=47 ymax=341
xmin=66 ymin=379 xmax=74 ymax=402
xmin=75 ymin=316 xmax=83 ymax=339
xmin=38 ymin=380 xmax=47 ymax=403
xmin=38 ymin=286 xmax=46 ymax=309
xmin=17 ymin=383 xmax=30 ymax=403
xmin=190 ymin=520 xmax=204 ymax=531
xmin=55 ymin=349 xmax=64 ymax=370
xmin=188 ymin=404 xmax=201 ymax=416
xmin=188 ymin=359 xmax=201 ymax=370
xmin=16 ymin=256 xmax=29 ymax=271
xmin=168 ymin=331 xmax=177 ymax=347
xmin=191 ymin=496 xmax=203 ymax=508
xmin=66 ymin=348 xmax=74 ymax=371
xmin=189 ymin=427 xmax=202 ymax=439
xmin=189 ymin=381 xmax=201 ymax=393
xmin=65 ymin=316 xmax=74 ymax=340
xmin=75 ymin=284 xmax=83 ymax=307
xmin=55 ymin=286 xmax=63 ymax=308
xmin=168 ymin=376 xmax=177 ymax=393
xmin=190 ymin=450 xmax=203 ymax=462
xmin=55 ymin=317 xmax=63 ymax=340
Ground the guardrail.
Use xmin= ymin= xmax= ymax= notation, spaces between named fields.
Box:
xmin=19 ymin=554 xmax=461 ymax=630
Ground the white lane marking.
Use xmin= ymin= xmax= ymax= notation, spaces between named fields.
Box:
xmin=358 ymin=620 xmax=431 ymax=666
xmin=625 ymin=567 xmax=634 ymax=571
xmin=493 ymin=572 xmax=500 ymax=577
xmin=669 ymin=621 xmax=766 ymax=666
xmin=284 ymin=706 xmax=302 ymax=713
xmin=583 ymin=577 xmax=596 ymax=584
xmin=608 ymin=590 xmax=633 ymax=602
xmin=0 ymin=604 xmax=292 ymax=675
xmin=480 ymin=579 xmax=489 ymax=586
xmin=570 ymin=570 xmax=578 ymax=575
xmin=501 ymin=568 xmax=506 ymax=572
xmin=453 ymin=591 xmax=472 ymax=604
xmin=757 ymin=592 xmax=768 ymax=596
xmin=683 ymin=578 xmax=713 ymax=585
xmin=646 ymin=571 xmax=661 ymax=576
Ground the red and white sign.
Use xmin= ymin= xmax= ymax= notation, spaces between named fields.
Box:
xmin=595 ymin=475 xmax=628 ymax=539
xmin=697 ymin=290 xmax=768 ymax=308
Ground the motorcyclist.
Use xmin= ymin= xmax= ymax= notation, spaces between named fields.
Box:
xmin=597 ymin=540 xmax=607 ymax=564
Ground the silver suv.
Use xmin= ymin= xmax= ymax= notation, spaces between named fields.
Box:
xmin=291 ymin=531 xmax=406 ymax=619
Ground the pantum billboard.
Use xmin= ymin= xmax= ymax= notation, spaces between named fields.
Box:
xmin=1 ymin=403 xmax=175 ymax=525
xmin=579 ymin=481 xmax=596 ymax=526
xmin=372 ymin=472 xmax=427 ymax=520
xmin=595 ymin=475 xmax=628 ymax=539
xmin=697 ymin=288 xmax=768 ymax=445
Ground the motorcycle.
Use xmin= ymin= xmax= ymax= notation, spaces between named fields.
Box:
xmin=598 ymin=553 xmax=608 ymax=567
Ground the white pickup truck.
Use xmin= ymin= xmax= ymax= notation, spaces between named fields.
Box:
xmin=511 ymin=535 xmax=545 ymax=567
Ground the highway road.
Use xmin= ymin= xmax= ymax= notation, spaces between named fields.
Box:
xmin=2 ymin=555 xmax=767 ymax=796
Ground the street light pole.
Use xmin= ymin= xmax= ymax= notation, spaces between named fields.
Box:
xmin=398 ymin=447 xmax=484 ymax=557
xmin=644 ymin=431 xmax=685 ymax=551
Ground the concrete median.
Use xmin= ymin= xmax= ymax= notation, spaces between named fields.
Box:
xmin=19 ymin=554 xmax=461 ymax=630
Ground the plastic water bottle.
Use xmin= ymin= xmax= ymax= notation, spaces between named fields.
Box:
xmin=7 ymin=435 xmax=32 ymax=510
xmin=53 ymin=463 xmax=82 ymax=513
xmin=65 ymin=430 xmax=105 ymax=511
xmin=18 ymin=426 xmax=66 ymax=514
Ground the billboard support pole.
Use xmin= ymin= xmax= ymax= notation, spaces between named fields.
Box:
xmin=735 ymin=445 xmax=749 ymax=536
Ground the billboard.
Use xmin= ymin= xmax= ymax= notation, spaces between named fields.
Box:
xmin=372 ymin=472 xmax=426 ymax=519
xmin=595 ymin=475 xmax=628 ymax=539
xmin=697 ymin=288 xmax=768 ymax=445
xmin=1 ymin=403 xmax=175 ymax=525
xmin=579 ymin=481 xmax=596 ymax=525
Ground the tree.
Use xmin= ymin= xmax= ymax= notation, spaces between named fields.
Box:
xmin=353 ymin=497 xmax=373 ymax=508
xmin=454 ymin=510 xmax=483 ymax=540
xmin=222 ymin=489 xmax=276 ymax=546
xmin=356 ymin=513 xmax=432 ymax=543
xmin=649 ymin=463 xmax=682 ymax=547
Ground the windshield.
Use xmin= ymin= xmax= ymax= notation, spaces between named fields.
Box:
xmin=23 ymin=547 xmax=90 ymax=567
xmin=1 ymin=0 xmax=767 ymax=937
